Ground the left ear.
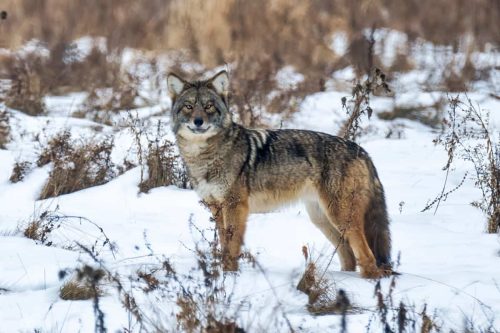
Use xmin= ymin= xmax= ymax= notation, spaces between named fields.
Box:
xmin=167 ymin=73 xmax=187 ymax=98
xmin=208 ymin=70 xmax=229 ymax=96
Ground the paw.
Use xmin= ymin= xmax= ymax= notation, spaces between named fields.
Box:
xmin=222 ymin=257 xmax=239 ymax=272
xmin=360 ymin=266 xmax=392 ymax=279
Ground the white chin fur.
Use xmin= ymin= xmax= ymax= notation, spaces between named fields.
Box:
xmin=177 ymin=124 xmax=218 ymax=141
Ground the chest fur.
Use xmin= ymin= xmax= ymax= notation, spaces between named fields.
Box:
xmin=177 ymin=136 xmax=237 ymax=203
xmin=188 ymin=163 xmax=229 ymax=203
xmin=181 ymin=150 xmax=229 ymax=203
xmin=193 ymin=179 xmax=226 ymax=202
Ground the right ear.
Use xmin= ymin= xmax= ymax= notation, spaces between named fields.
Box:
xmin=167 ymin=73 xmax=187 ymax=98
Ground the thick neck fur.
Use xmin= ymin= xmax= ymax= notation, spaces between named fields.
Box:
xmin=175 ymin=123 xmax=241 ymax=184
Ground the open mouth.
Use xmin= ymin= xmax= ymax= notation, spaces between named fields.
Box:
xmin=188 ymin=126 xmax=211 ymax=134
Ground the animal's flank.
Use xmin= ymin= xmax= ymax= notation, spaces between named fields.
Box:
xmin=168 ymin=70 xmax=392 ymax=278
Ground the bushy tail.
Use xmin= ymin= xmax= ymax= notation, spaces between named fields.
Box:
xmin=364 ymin=162 xmax=392 ymax=269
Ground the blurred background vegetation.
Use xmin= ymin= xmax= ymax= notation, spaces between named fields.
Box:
xmin=0 ymin=0 xmax=498 ymax=121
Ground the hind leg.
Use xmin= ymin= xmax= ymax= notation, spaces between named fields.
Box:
xmin=305 ymin=201 xmax=356 ymax=271
xmin=318 ymin=174 xmax=386 ymax=278
xmin=324 ymin=202 xmax=382 ymax=278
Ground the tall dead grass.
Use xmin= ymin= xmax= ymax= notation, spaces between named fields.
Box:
xmin=3 ymin=55 xmax=46 ymax=115
xmin=0 ymin=43 xmax=141 ymax=120
xmin=0 ymin=109 xmax=9 ymax=148
xmin=1 ymin=0 xmax=497 ymax=121
xmin=425 ymin=95 xmax=500 ymax=233
xmin=2 ymin=0 xmax=497 ymax=77
xmin=37 ymin=131 xmax=117 ymax=199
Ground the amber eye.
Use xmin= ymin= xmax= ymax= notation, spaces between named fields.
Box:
xmin=205 ymin=103 xmax=214 ymax=113
xmin=184 ymin=104 xmax=193 ymax=110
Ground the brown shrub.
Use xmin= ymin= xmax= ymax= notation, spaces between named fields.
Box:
xmin=37 ymin=130 xmax=73 ymax=167
xmin=377 ymin=99 xmax=445 ymax=129
xmin=23 ymin=220 xmax=43 ymax=241
xmin=171 ymin=221 xmax=252 ymax=333
xmin=1 ymin=0 xmax=496 ymax=123
xmin=60 ymin=280 xmax=100 ymax=301
xmin=9 ymin=161 xmax=32 ymax=183
xmin=116 ymin=158 xmax=137 ymax=176
xmin=339 ymin=68 xmax=391 ymax=141
xmin=426 ymin=95 xmax=499 ymax=233
xmin=139 ymin=137 xmax=188 ymax=193
xmin=3 ymin=55 xmax=46 ymax=116
xmin=3 ymin=0 xmax=498 ymax=65
xmin=59 ymin=266 xmax=105 ymax=301
xmin=388 ymin=52 xmax=415 ymax=73
xmin=38 ymin=131 xmax=116 ymax=199
xmin=296 ymin=246 xmax=351 ymax=317
xmin=0 ymin=42 xmax=141 ymax=119
xmin=74 ymin=69 xmax=140 ymax=124
xmin=126 ymin=116 xmax=189 ymax=193
xmin=22 ymin=210 xmax=57 ymax=245
xmin=441 ymin=58 xmax=479 ymax=92
xmin=0 ymin=0 xmax=496 ymax=137
xmin=297 ymin=261 xmax=351 ymax=316
xmin=0 ymin=109 xmax=9 ymax=148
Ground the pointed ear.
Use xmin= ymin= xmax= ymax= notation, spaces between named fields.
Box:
xmin=208 ymin=70 xmax=229 ymax=96
xmin=167 ymin=73 xmax=187 ymax=98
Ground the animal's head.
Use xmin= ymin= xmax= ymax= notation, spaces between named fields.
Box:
xmin=167 ymin=70 xmax=232 ymax=140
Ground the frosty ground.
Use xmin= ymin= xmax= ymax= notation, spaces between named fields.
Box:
xmin=1 ymin=43 xmax=500 ymax=332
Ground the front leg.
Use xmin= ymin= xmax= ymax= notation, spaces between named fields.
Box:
xmin=209 ymin=204 xmax=226 ymax=248
xmin=221 ymin=196 xmax=249 ymax=272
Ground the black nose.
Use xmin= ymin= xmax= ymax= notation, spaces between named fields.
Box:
xmin=193 ymin=117 xmax=204 ymax=127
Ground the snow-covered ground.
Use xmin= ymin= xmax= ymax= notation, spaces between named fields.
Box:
xmin=1 ymin=35 xmax=500 ymax=332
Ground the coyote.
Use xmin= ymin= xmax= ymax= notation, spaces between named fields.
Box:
xmin=167 ymin=70 xmax=391 ymax=278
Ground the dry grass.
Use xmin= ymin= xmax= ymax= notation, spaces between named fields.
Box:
xmin=20 ymin=207 xmax=117 ymax=261
xmin=59 ymin=280 xmax=101 ymax=301
xmin=3 ymin=0 xmax=498 ymax=62
xmin=82 ymin=76 xmax=138 ymax=112
xmin=2 ymin=0 xmax=500 ymax=58
xmin=23 ymin=220 xmax=44 ymax=241
xmin=9 ymin=161 xmax=32 ymax=183
xmin=37 ymin=131 xmax=116 ymax=199
xmin=59 ymin=266 xmax=105 ymax=301
xmin=377 ymin=99 xmax=446 ymax=129
xmin=22 ymin=210 xmax=58 ymax=245
xmin=0 ymin=44 xmax=142 ymax=121
xmin=139 ymin=138 xmax=189 ymax=193
xmin=21 ymin=210 xmax=57 ymax=244
xmin=36 ymin=130 xmax=72 ymax=167
xmin=1 ymin=0 xmax=495 ymax=122
xmin=168 ymin=222 xmax=265 ymax=333
xmin=297 ymin=262 xmax=351 ymax=316
xmin=71 ymin=52 xmax=143 ymax=124
xmin=91 ymin=221 xmax=259 ymax=332
xmin=423 ymin=95 xmax=499 ymax=233
xmin=0 ymin=109 xmax=9 ymax=148
xmin=339 ymin=68 xmax=391 ymax=141
xmin=296 ymin=247 xmax=351 ymax=317
xmin=2 ymin=55 xmax=46 ymax=115
xmin=126 ymin=117 xmax=189 ymax=193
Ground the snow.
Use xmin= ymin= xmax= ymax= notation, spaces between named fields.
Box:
xmin=1 ymin=36 xmax=500 ymax=332
xmin=331 ymin=31 xmax=349 ymax=57
xmin=275 ymin=66 xmax=305 ymax=91
xmin=67 ymin=37 xmax=107 ymax=63
xmin=44 ymin=93 xmax=88 ymax=117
